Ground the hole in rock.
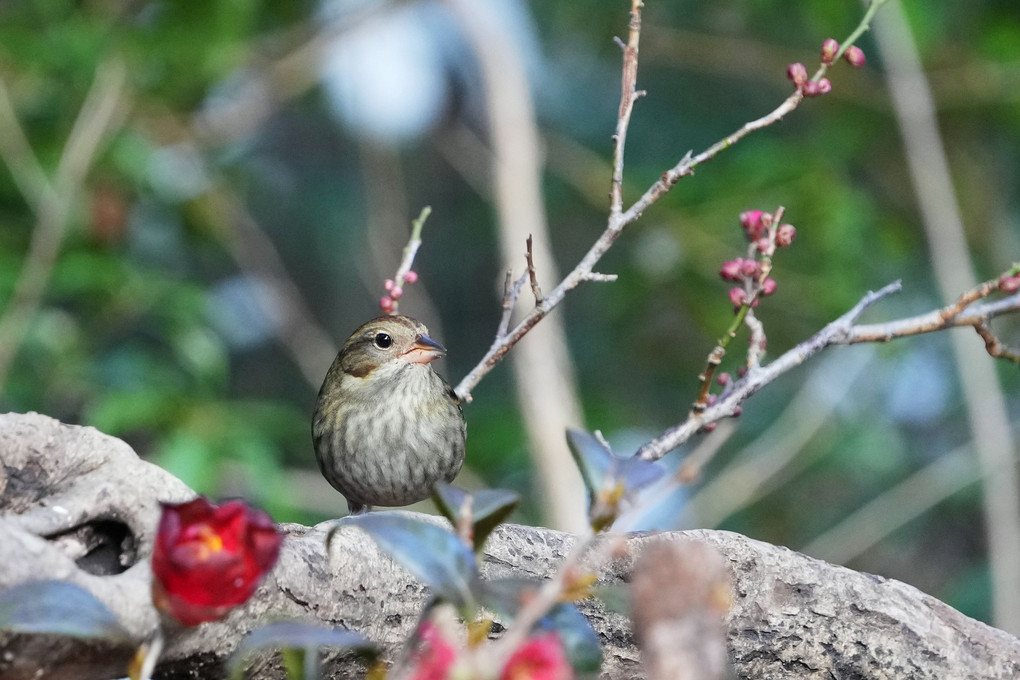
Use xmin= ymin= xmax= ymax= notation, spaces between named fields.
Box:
xmin=46 ymin=519 xmax=137 ymax=575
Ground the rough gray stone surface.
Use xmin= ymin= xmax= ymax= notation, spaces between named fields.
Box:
xmin=1 ymin=412 xmax=1018 ymax=680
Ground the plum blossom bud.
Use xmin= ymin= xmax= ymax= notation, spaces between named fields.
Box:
xmin=739 ymin=259 xmax=760 ymax=278
xmin=820 ymin=39 xmax=839 ymax=65
xmin=390 ymin=285 xmax=404 ymax=300
xmin=740 ymin=210 xmax=767 ymax=241
xmin=384 ymin=279 xmax=395 ymax=292
xmin=719 ymin=260 xmax=743 ymax=281
xmin=380 ymin=296 xmax=396 ymax=313
xmin=761 ymin=278 xmax=778 ymax=296
xmin=717 ymin=373 xmax=731 ymax=387
xmin=729 ymin=288 xmax=747 ymax=310
xmin=999 ymin=274 xmax=1020 ymax=293
xmin=404 ymin=270 xmax=419 ymax=283
xmin=756 ymin=237 xmax=770 ymax=253
xmin=776 ymin=223 xmax=797 ymax=247
xmin=843 ymin=45 xmax=866 ymax=68
xmin=786 ymin=62 xmax=808 ymax=88
xmin=802 ymin=78 xmax=832 ymax=98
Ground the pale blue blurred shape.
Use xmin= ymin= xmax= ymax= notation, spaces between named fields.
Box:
xmin=885 ymin=345 xmax=951 ymax=424
xmin=207 ymin=276 xmax=278 ymax=349
xmin=320 ymin=2 xmax=450 ymax=144
xmin=146 ymin=142 xmax=210 ymax=202
xmin=318 ymin=0 xmax=542 ymax=145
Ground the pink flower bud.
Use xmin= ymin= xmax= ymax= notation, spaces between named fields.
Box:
xmin=757 ymin=237 xmax=770 ymax=253
xmin=702 ymin=422 xmax=718 ymax=433
xmin=761 ymin=278 xmax=778 ymax=295
xmin=384 ymin=279 xmax=395 ymax=291
xmin=740 ymin=259 xmax=760 ymax=278
xmin=740 ymin=210 xmax=766 ymax=240
xmin=720 ymin=259 xmax=743 ymax=281
xmin=843 ymin=45 xmax=866 ymax=68
xmin=776 ymin=223 xmax=797 ymax=247
xmin=820 ymin=38 xmax=839 ymax=65
xmin=390 ymin=285 xmax=404 ymax=300
xmin=403 ymin=270 xmax=419 ymax=284
xmin=816 ymin=77 xmax=832 ymax=94
xmin=732 ymin=406 xmax=743 ymax=417
xmin=999 ymin=275 xmax=1020 ymax=293
xmin=717 ymin=373 xmax=731 ymax=387
xmin=380 ymin=296 xmax=396 ymax=313
xmin=786 ymin=62 xmax=808 ymax=87
xmin=729 ymin=288 xmax=747 ymax=310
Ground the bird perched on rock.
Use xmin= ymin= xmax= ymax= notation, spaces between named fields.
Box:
xmin=312 ymin=315 xmax=466 ymax=514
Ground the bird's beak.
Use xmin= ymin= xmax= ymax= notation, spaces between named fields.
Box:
xmin=399 ymin=333 xmax=447 ymax=365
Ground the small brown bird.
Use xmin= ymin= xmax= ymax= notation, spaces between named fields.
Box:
xmin=312 ymin=315 xmax=466 ymax=514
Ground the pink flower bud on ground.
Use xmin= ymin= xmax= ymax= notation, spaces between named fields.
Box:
xmin=999 ymin=275 xmax=1020 ymax=293
xmin=844 ymin=45 xmax=866 ymax=68
xmin=720 ymin=259 xmax=743 ymax=281
xmin=786 ymin=62 xmax=808 ymax=87
xmin=820 ymin=38 xmax=839 ymax=65
xmin=776 ymin=223 xmax=797 ymax=247
xmin=761 ymin=278 xmax=778 ymax=295
xmin=384 ymin=279 xmax=395 ymax=291
xmin=500 ymin=634 xmax=572 ymax=680
xmin=408 ymin=622 xmax=457 ymax=680
xmin=404 ymin=270 xmax=419 ymax=283
xmin=380 ymin=296 xmax=396 ymax=313
xmin=729 ymin=288 xmax=747 ymax=310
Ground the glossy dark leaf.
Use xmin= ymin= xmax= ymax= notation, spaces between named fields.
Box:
xmin=0 ymin=580 xmax=128 ymax=642
xmin=346 ymin=514 xmax=479 ymax=608
xmin=539 ymin=603 xmax=603 ymax=674
xmin=566 ymin=428 xmax=612 ymax=503
xmin=433 ymin=484 xmax=519 ymax=552
xmin=229 ymin=621 xmax=374 ymax=677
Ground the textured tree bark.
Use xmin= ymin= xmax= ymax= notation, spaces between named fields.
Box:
xmin=1 ymin=412 xmax=1018 ymax=680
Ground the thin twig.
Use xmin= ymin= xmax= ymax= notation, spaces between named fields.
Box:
xmin=455 ymin=2 xmax=888 ymax=402
xmin=525 ymin=235 xmax=543 ymax=304
xmin=385 ymin=206 xmax=431 ymax=315
xmin=636 ymin=278 xmax=1020 ymax=462
xmin=635 ymin=281 xmax=903 ymax=461
xmin=0 ymin=59 xmax=129 ymax=388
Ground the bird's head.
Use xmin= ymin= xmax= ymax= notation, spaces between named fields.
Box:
xmin=339 ymin=315 xmax=446 ymax=379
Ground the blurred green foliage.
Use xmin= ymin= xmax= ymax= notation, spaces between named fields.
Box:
xmin=1 ymin=0 xmax=1019 ymax=628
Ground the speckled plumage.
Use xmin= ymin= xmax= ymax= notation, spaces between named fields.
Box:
xmin=312 ymin=315 xmax=466 ymax=514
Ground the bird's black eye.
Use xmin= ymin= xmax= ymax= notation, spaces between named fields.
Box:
xmin=374 ymin=332 xmax=392 ymax=349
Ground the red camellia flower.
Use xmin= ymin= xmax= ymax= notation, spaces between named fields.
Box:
xmin=407 ymin=621 xmax=457 ymax=680
xmin=151 ymin=497 xmax=283 ymax=627
xmin=501 ymin=634 xmax=573 ymax=680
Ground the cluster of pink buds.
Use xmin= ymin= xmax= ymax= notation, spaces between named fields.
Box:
xmin=380 ymin=269 xmax=419 ymax=313
xmin=787 ymin=38 xmax=866 ymax=98
xmin=721 ymin=208 xmax=796 ymax=313
xmin=999 ymin=272 xmax=1020 ymax=293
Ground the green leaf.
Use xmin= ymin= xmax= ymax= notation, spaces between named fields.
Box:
xmin=540 ymin=603 xmax=603 ymax=674
xmin=229 ymin=621 xmax=375 ymax=678
xmin=0 ymin=580 xmax=129 ymax=642
xmin=566 ymin=429 xmax=612 ymax=504
xmin=433 ymin=484 xmax=519 ymax=552
xmin=342 ymin=514 xmax=479 ymax=609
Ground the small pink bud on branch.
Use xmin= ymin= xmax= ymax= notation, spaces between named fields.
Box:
xmin=820 ymin=39 xmax=840 ymax=65
xmin=843 ymin=45 xmax=866 ymax=68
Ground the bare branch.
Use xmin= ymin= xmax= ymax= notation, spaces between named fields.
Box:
xmin=0 ymin=59 xmax=129 ymax=388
